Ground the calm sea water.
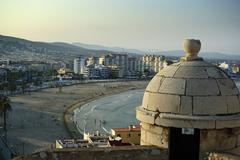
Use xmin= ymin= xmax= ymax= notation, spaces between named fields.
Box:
xmin=74 ymin=80 xmax=240 ymax=134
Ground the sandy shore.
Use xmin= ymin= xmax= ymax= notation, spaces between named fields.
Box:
xmin=6 ymin=80 xmax=148 ymax=155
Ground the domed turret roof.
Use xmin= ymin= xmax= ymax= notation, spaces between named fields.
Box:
xmin=136 ymin=39 xmax=240 ymax=129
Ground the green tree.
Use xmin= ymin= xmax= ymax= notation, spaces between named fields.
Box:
xmin=0 ymin=96 xmax=12 ymax=134
xmin=6 ymin=72 xmax=18 ymax=95
xmin=143 ymin=69 xmax=150 ymax=77
xmin=21 ymin=81 xmax=27 ymax=94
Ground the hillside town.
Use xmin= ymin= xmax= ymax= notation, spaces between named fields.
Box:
xmin=0 ymin=53 xmax=239 ymax=96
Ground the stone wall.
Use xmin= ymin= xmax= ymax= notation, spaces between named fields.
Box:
xmin=200 ymin=127 xmax=240 ymax=151
xmin=141 ymin=122 xmax=169 ymax=148
xmin=13 ymin=146 xmax=168 ymax=160
xmin=203 ymin=152 xmax=240 ymax=160
xmin=140 ymin=122 xmax=240 ymax=153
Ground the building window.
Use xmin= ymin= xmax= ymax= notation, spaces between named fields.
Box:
xmin=138 ymin=134 xmax=141 ymax=136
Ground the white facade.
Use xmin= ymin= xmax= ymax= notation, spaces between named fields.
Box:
xmin=83 ymin=64 xmax=110 ymax=79
xmin=142 ymin=55 xmax=165 ymax=74
xmin=98 ymin=54 xmax=128 ymax=77
xmin=74 ymin=57 xmax=85 ymax=74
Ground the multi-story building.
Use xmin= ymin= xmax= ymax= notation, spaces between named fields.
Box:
xmin=127 ymin=57 xmax=138 ymax=76
xmin=141 ymin=55 xmax=166 ymax=75
xmin=111 ymin=125 xmax=141 ymax=145
xmin=74 ymin=57 xmax=85 ymax=74
xmin=99 ymin=53 xmax=128 ymax=77
xmin=86 ymin=56 xmax=99 ymax=66
xmin=83 ymin=64 xmax=110 ymax=79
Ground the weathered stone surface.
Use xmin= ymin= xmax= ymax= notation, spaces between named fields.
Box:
xmin=180 ymin=61 xmax=213 ymax=67
xmin=216 ymin=118 xmax=240 ymax=129
xmin=141 ymin=122 xmax=163 ymax=134
xmin=140 ymin=140 xmax=150 ymax=145
xmin=148 ymin=93 xmax=180 ymax=113
xmin=193 ymin=96 xmax=228 ymax=115
xmin=186 ymin=79 xmax=219 ymax=96
xmin=227 ymin=96 xmax=240 ymax=113
xmin=140 ymin=129 xmax=146 ymax=143
xmin=145 ymin=76 xmax=163 ymax=92
xmin=200 ymin=128 xmax=239 ymax=151
xmin=238 ymin=135 xmax=240 ymax=146
xmin=155 ymin=116 xmax=215 ymax=129
xmin=137 ymin=53 xmax=240 ymax=154
xmin=206 ymin=67 xmax=228 ymax=78
xmin=215 ymin=132 xmax=237 ymax=150
xmin=15 ymin=146 xmax=168 ymax=160
xmin=232 ymin=127 xmax=240 ymax=135
xmin=174 ymin=67 xmax=208 ymax=78
xmin=157 ymin=66 xmax=179 ymax=77
xmin=217 ymin=79 xmax=239 ymax=96
xmin=159 ymin=78 xmax=186 ymax=95
xmin=142 ymin=92 xmax=150 ymax=108
xmin=145 ymin=130 xmax=168 ymax=148
xmin=180 ymin=96 xmax=192 ymax=115
xmin=206 ymin=152 xmax=240 ymax=160
xmin=200 ymin=129 xmax=217 ymax=151
xmin=136 ymin=107 xmax=156 ymax=124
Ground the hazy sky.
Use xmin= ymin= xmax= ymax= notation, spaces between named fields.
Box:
xmin=1 ymin=0 xmax=240 ymax=54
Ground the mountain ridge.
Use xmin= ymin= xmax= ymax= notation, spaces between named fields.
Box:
xmin=0 ymin=35 xmax=239 ymax=61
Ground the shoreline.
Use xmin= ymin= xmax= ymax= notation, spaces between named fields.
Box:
xmin=7 ymin=80 xmax=148 ymax=154
xmin=64 ymin=83 xmax=148 ymax=139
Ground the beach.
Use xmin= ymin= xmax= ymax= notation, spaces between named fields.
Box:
xmin=6 ymin=80 xmax=148 ymax=154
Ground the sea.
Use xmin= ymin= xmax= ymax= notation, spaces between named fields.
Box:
xmin=74 ymin=80 xmax=240 ymax=134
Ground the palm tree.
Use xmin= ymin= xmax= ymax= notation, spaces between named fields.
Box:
xmin=0 ymin=96 xmax=12 ymax=134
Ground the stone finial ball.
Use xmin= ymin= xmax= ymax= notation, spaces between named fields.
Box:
xmin=183 ymin=39 xmax=201 ymax=58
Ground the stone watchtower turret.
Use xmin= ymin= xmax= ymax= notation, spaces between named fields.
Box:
xmin=136 ymin=39 xmax=240 ymax=160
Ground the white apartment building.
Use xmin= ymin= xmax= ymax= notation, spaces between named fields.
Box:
xmin=74 ymin=57 xmax=85 ymax=74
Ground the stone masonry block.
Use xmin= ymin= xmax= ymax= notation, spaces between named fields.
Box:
xmin=159 ymin=78 xmax=186 ymax=95
xmin=136 ymin=108 xmax=156 ymax=124
xmin=226 ymin=96 xmax=240 ymax=114
xmin=142 ymin=92 xmax=150 ymax=108
xmin=145 ymin=130 xmax=168 ymax=148
xmin=186 ymin=79 xmax=219 ymax=96
xmin=217 ymin=79 xmax=239 ymax=96
xmin=206 ymin=67 xmax=228 ymax=78
xmin=157 ymin=66 xmax=179 ymax=77
xmin=174 ymin=67 xmax=208 ymax=78
xmin=216 ymin=118 xmax=240 ymax=129
xmin=155 ymin=116 xmax=215 ymax=129
xmin=180 ymin=96 xmax=192 ymax=115
xmin=238 ymin=135 xmax=240 ymax=146
xmin=193 ymin=96 xmax=228 ymax=115
xmin=141 ymin=122 xmax=164 ymax=135
xmin=148 ymin=93 xmax=180 ymax=113
xmin=146 ymin=76 xmax=163 ymax=92
xmin=180 ymin=61 xmax=213 ymax=67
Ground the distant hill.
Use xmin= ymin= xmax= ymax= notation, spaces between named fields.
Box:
xmin=73 ymin=42 xmax=144 ymax=54
xmin=154 ymin=50 xmax=240 ymax=60
xmin=73 ymin=42 xmax=240 ymax=60
xmin=0 ymin=35 xmax=112 ymax=62
xmin=0 ymin=35 xmax=239 ymax=62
